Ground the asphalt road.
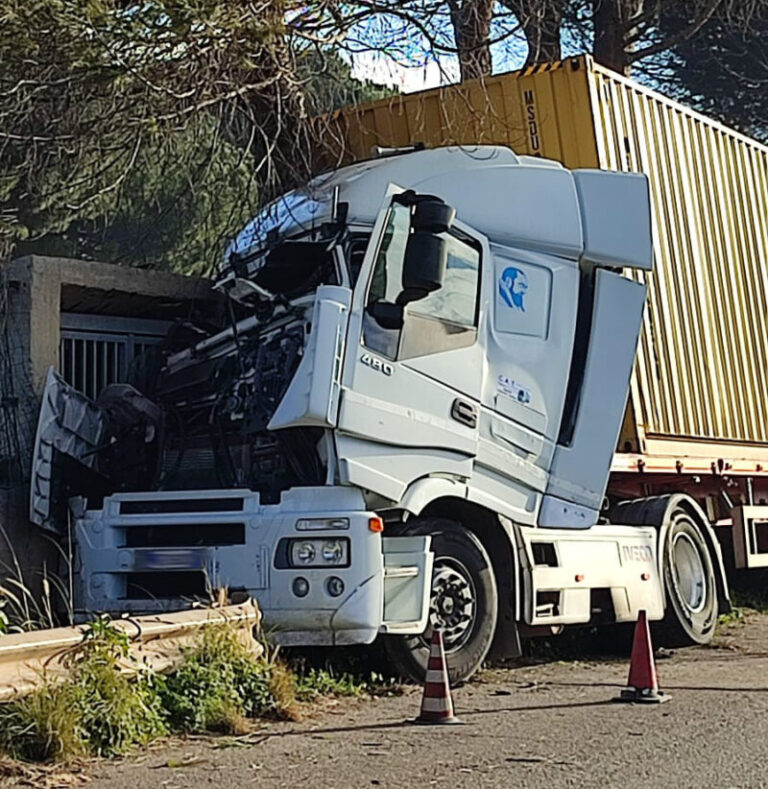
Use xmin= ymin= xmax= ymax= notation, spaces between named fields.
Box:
xmin=85 ymin=614 xmax=768 ymax=789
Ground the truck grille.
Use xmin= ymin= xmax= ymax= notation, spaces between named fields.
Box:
xmin=119 ymin=497 xmax=245 ymax=514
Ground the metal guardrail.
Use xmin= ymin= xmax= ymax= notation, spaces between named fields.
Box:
xmin=0 ymin=600 xmax=261 ymax=701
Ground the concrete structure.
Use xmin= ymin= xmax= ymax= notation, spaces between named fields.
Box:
xmin=0 ymin=255 xmax=217 ymax=599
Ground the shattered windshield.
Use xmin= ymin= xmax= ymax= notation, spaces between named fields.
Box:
xmin=249 ymin=239 xmax=339 ymax=298
xmin=225 ymin=192 xmax=332 ymax=263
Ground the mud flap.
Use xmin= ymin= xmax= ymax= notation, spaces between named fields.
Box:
xmin=380 ymin=536 xmax=433 ymax=634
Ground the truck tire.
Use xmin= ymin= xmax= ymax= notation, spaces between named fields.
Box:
xmin=656 ymin=503 xmax=719 ymax=647
xmin=384 ymin=518 xmax=498 ymax=685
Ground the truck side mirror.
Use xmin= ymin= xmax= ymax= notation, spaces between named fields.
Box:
xmin=410 ymin=198 xmax=455 ymax=234
xmin=399 ymin=231 xmax=447 ymax=304
xmin=367 ymin=300 xmax=404 ymax=330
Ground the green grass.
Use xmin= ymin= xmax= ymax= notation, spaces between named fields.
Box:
xmin=294 ymin=666 xmax=396 ymax=701
xmin=0 ymin=617 xmax=403 ymax=763
xmin=160 ymin=624 xmax=295 ymax=733
xmin=0 ymin=617 xmax=166 ymax=761
xmin=718 ymin=606 xmax=746 ymax=626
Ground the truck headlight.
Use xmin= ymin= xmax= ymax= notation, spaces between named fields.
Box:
xmin=286 ymin=538 xmax=349 ymax=568
xmin=322 ymin=540 xmax=345 ymax=563
xmin=294 ymin=542 xmax=316 ymax=564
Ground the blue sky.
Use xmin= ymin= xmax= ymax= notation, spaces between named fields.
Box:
xmin=345 ymin=7 xmax=588 ymax=92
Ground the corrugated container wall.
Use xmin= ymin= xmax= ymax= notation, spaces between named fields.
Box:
xmin=331 ymin=56 xmax=768 ymax=456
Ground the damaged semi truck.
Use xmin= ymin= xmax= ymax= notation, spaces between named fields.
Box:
xmin=33 ymin=55 xmax=768 ymax=683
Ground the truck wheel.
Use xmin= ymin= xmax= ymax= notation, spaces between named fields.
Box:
xmin=384 ymin=518 xmax=498 ymax=685
xmin=656 ymin=505 xmax=718 ymax=648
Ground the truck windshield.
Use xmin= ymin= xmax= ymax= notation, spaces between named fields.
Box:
xmin=250 ymin=239 xmax=339 ymax=298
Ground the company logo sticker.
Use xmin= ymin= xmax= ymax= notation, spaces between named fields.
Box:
xmin=497 ymin=374 xmax=531 ymax=405
xmin=499 ymin=266 xmax=528 ymax=311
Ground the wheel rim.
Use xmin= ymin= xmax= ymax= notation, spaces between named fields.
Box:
xmin=421 ymin=557 xmax=477 ymax=653
xmin=670 ymin=530 xmax=707 ymax=614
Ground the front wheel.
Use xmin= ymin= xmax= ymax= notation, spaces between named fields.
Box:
xmin=384 ymin=518 xmax=498 ymax=685
xmin=656 ymin=504 xmax=718 ymax=648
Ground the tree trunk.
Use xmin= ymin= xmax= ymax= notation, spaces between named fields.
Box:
xmin=449 ymin=0 xmax=495 ymax=81
xmin=592 ymin=0 xmax=644 ymax=75
xmin=506 ymin=1 xmax=563 ymax=66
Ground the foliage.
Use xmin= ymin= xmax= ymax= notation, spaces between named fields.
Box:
xmin=718 ymin=606 xmax=746 ymax=627
xmin=0 ymin=617 xmax=166 ymax=761
xmin=0 ymin=680 xmax=86 ymax=762
xmin=289 ymin=646 xmax=401 ymax=700
xmin=661 ymin=2 xmax=768 ymax=140
xmin=301 ymin=50 xmax=395 ymax=114
xmin=15 ymin=123 xmax=259 ymax=275
xmin=65 ymin=617 xmax=168 ymax=756
xmin=295 ymin=666 xmax=375 ymax=701
xmin=159 ymin=624 xmax=288 ymax=732
xmin=0 ymin=1 xmax=363 ymax=269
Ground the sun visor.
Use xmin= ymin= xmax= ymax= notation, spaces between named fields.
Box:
xmin=573 ymin=170 xmax=653 ymax=271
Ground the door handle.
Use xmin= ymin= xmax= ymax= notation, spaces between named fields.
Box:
xmin=451 ymin=398 xmax=478 ymax=429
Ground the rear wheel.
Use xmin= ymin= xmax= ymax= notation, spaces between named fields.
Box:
xmin=384 ymin=518 xmax=498 ymax=685
xmin=657 ymin=505 xmax=718 ymax=647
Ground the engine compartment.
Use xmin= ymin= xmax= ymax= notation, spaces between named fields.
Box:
xmin=148 ymin=316 xmax=325 ymax=500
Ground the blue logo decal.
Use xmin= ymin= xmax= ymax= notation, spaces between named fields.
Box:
xmin=499 ymin=267 xmax=528 ymax=311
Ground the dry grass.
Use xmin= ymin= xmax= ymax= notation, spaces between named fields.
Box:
xmin=0 ymin=754 xmax=90 ymax=788
xmin=268 ymin=661 xmax=301 ymax=721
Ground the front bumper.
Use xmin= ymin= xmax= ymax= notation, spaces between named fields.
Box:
xmin=75 ymin=487 xmax=384 ymax=644
xmin=74 ymin=487 xmax=397 ymax=646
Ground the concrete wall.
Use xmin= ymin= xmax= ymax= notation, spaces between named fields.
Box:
xmin=0 ymin=256 xmax=217 ymax=606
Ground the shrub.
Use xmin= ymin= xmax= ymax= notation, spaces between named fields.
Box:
xmin=0 ymin=617 xmax=166 ymax=761
xmin=159 ymin=624 xmax=291 ymax=732
xmin=66 ymin=618 xmax=167 ymax=756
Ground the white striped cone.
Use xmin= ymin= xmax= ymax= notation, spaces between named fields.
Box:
xmin=413 ymin=630 xmax=463 ymax=725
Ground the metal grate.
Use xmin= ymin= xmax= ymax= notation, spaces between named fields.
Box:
xmin=59 ymin=313 xmax=171 ymax=400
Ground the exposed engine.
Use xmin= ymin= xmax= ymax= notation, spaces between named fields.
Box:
xmin=31 ymin=221 xmax=348 ymax=529
xmin=146 ymin=316 xmax=325 ymax=501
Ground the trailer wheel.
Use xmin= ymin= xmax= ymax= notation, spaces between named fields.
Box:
xmin=657 ymin=504 xmax=718 ymax=647
xmin=384 ymin=518 xmax=498 ymax=685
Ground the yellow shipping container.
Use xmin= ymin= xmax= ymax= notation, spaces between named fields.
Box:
xmin=331 ymin=55 xmax=768 ymax=471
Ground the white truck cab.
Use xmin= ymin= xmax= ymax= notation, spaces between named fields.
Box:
xmin=32 ymin=146 xmax=701 ymax=683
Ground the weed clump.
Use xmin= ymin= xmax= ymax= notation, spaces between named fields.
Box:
xmin=160 ymin=624 xmax=291 ymax=732
xmin=0 ymin=617 xmax=166 ymax=761
xmin=0 ymin=681 xmax=85 ymax=762
xmin=67 ymin=618 xmax=167 ymax=756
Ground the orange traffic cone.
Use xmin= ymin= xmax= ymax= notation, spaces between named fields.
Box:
xmin=615 ymin=610 xmax=670 ymax=704
xmin=411 ymin=630 xmax=463 ymax=725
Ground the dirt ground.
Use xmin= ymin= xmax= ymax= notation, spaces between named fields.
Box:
xmin=9 ymin=613 xmax=768 ymax=788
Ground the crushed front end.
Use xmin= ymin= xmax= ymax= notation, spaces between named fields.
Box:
xmin=29 ymin=184 xmax=433 ymax=644
xmin=72 ymin=486 xmax=432 ymax=646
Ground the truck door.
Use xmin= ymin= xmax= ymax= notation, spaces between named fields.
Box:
xmin=336 ymin=187 xmax=491 ymax=504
